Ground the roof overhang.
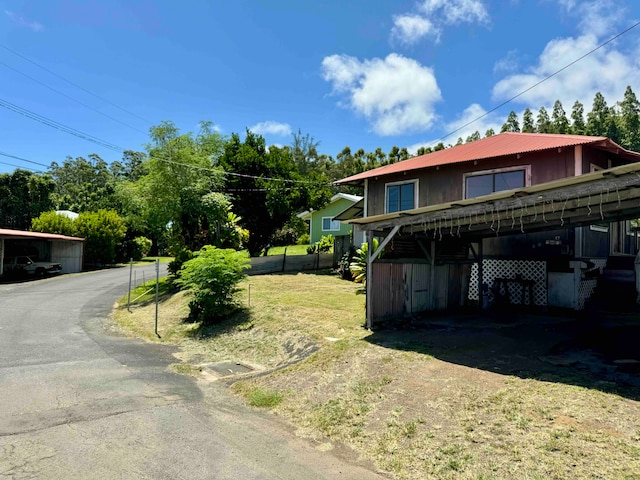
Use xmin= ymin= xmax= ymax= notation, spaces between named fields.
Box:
xmin=348 ymin=161 xmax=640 ymax=240
xmin=0 ymin=228 xmax=84 ymax=242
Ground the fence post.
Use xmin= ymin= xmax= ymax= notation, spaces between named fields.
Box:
xmin=282 ymin=247 xmax=287 ymax=272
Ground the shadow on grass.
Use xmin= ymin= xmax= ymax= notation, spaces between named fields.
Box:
xmin=365 ymin=308 xmax=640 ymax=401
xmin=183 ymin=307 xmax=253 ymax=339
xmin=129 ymin=281 xmax=178 ymax=307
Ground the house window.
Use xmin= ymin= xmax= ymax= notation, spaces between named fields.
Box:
xmin=386 ymin=180 xmax=417 ymax=213
xmin=322 ymin=217 xmax=340 ymax=231
xmin=464 ymin=166 xmax=529 ymax=199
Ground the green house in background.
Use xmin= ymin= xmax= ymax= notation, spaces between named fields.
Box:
xmin=297 ymin=193 xmax=362 ymax=244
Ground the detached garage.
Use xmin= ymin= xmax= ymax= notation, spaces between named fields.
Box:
xmin=0 ymin=229 xmax=84 ymax=276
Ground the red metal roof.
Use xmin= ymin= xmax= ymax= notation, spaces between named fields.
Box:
xmin=0 ymin=228 xmax=84 ymax=241
xmin=335 ymin=132 xmax=640 ymax=184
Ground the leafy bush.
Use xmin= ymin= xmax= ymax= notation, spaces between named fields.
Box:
xmin=349 ymin=238 xmax=379 ymax=285
xmin=306 ymin=234 xmax=334 ymax=254
xmin=74 ymin=210 xmax=126 ymax=265
xmin=270 ymin=226 xmax=299 ymax=246
xmin=337 ymin=248 xmax=356 ymax=280
xmin=175 ymin=246 xmax=250 ymax=323
xmin=167 ymin=246 xmax=194 ymax=278
xmin=297 ymin=233 xmax=310 ymax=245
xmin=131 ymin=236 xmax=152 ymax=260
xmin=31 ymin=211 xmax=76 ymax=236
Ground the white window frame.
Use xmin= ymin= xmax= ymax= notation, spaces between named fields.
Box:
xmin=462 ymin=165 xmax=531 ymax=199
xmin=384 ymin=179 xmax=418 ymax=214
xmin=321 ymin=216 xmax=341 ymax=232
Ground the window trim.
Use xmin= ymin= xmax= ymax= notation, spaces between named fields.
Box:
xmin=384 ymin=179 xmax=419 ymax=214
xmin=462 ymin=165 xmax=531 ymax=199
xmin=321 ymin=216 xmax=341 ymax=232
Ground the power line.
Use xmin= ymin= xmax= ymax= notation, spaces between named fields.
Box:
xmin=0 ymin=160 xmax=40 ymax=172
xmin=430 ymin=19 xmax=640 ymax=147
xmin=0 ymin=151 xmax=49 ymax=168
xmin=0 ymin=61 xmax=148 ymax=135
xmin=0 ymin=96 xmax=125 ymax=152
xmin=0 ymin=42 xmax=154 ymax=125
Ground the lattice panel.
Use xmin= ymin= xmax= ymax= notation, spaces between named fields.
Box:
xmin=590 ymin=258 xmax=607 ymax=273
xmin=469 ymin=259 xmax=547 ymax=306
xmin=577 ymin=278 xmax=598 ymax=310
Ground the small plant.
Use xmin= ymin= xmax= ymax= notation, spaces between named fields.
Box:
xmin=307 ymin=234 xmax=334 ymax=254
xmin=167 ymin=246 xmax=194 ymax=278
xmin=175 ymin=246 xmax=250 ymax=323
xmin=247 ymin=387 xmax=283 ymax=408
xmin=297 ymin=233 xmax=310 ymax=245
xmin=349 ymin=238 xmax=380 ymax=287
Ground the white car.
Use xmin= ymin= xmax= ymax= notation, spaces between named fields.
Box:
xmin=3 ymin=256 xmax=63 ymax=276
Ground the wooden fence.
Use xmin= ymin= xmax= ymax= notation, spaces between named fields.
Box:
xmin=248 ymin=253 xmax=333 ymax=276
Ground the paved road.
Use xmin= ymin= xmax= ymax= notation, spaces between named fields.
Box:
xmin=0 ymin=267 xmax=384 ymax=479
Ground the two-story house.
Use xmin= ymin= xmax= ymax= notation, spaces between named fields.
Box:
xmin=336 ymin=132 xmax=640 ymax=327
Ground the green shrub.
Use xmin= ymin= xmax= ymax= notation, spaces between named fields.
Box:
xmin=131 ymin=236 xmax=152 ymax=260
xmin=297 ymin=233 xmax=310 ymax=245
xmin=270 ymin=226 xmax=298 ymax=246
xmin=31 ymin=211 xmax=76 ymax=236
xmin=167 ymin=246 xmax=194 ymax=278
xmin=75 ymin=210 xmax=126 ymax=265
xmin=175 ymin=246 xmax=250 ymax=323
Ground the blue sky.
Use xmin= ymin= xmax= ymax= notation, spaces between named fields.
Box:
xmin=1 ymin=0 xmax=639 ymax=174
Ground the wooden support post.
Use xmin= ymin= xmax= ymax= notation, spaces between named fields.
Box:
xmin=365 ymin=230 xmax=374 ymax=330
xmin=477 ymin=239 xmax=484 ymax=309
xmin=429 ymin=239 xmax=435 ymax=310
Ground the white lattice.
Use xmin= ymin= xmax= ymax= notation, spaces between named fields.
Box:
xmin=577 ymin=278 xmax=598 ymax=310
xmin=469 ymin=259 xmax=547 ymax=306
xmin=589 ymin=258 xmax=607 ymax=273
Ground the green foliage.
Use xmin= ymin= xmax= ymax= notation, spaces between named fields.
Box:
xmin=270 ymin=226 xmax=299 ymax=246
xmin=74 ymin=210 xmax=127 ymax=265
xmin=141 ymin=120 xmax=227 ymax=252
xmin=131 ymin=236 xmax=152 ymax=260
xmin=31 ymin=211 xmax=76 ymax=236
xmin=337 ymin=248 xmax=356 ymax=280
xmin=349 ymin=238 xmax=379 ymax=285
xmin=49 ymin=154 xmax=116 ymax=212
xmin=175 ymin=246 xmax=250 ymax=323
xmin=306 ymin=234 xmax=334 ymax=254
xmin=167 ymin=246 xmax=194 ymax=278
xmin=297 ymin=233 xmax=310 ymax=245
xmin=219 ymin=130 xmax=310 ymax=256
xmin=0 ymin=170 xmax=55 ymax=229
xmin=246 ymin=387 xmax=283 ymax=408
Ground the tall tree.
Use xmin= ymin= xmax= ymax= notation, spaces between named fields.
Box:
xmin=501 ymin=111 xmax=520 ymax=132
xmin=141 ymin=120 xmax=228 ymax=252
xmin=586 ymin=92 xmax=609 ymax=136
xmin=570 ymin=101 xmax=586 ymax=135
xmin=551 ymin=100 xmax=570 ymax=134
xmin=388 ymin=146 xmax=401 ymax=164
xmin=465 ymin=131 xmax=481 ymax=143
xmin=49 ymin=154 xmax=116 ymax=212
xmin=619 ymin=85 xmax=640 ymax=151
xmin=521 ymin=108 xmax=535 ymax=133
xmin=536 ymin=106 xmax=552 ymax=133
xmin=218 ymin=130 xmax=308 ymax=256
xmin=0 ymin=170 xmax=55 ymax=230
xmin=484 ymin=128 xmax=495 ymax=137
xmin=290 ymin=129 xmax=320 ymax=176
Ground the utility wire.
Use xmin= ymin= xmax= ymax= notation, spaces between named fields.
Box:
xmin=0 ymin=61 xmax=148 ymax=135
xmin=0 ymin=42 xmax=153 ymax=125
xmin=0 ymin=96 xmax=125 ymax=152
xmin=0 ymin=160 xmax=40 ymax=172
xmin=429 ymin=19 xmax=640 ymax=147
xmin=0 ymin=151 xmax=49 ymax=168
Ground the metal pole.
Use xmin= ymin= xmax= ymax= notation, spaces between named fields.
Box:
xmin=127 ymin=258 xmax=133 ymax=312
xmin=155 ymin=258 xmax=160 ymax=337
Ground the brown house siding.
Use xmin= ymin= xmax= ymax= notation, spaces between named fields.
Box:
xmin=367 ymin=147 xmax=579 ymax=216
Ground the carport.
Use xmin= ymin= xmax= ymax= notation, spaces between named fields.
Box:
xmin=0 ymin=229 xmax=84 ymax=276
xmin=350 ymin=162 xmax=640 ymax=329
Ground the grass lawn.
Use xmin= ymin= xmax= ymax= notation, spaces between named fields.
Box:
xmin=112 ymin=273 xmax=640 ymax=480
xmin=263 ymin=244 xmax=313 ymax=256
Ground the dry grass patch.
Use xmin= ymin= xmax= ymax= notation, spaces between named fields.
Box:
xmin=111 ymin=272 xmax=640 ymax=480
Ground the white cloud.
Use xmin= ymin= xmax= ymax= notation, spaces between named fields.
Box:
xmin=5 ymin=10 xmax=43 ymax=32
xmin=392 ymin=0 xmax=489 ymax=44
xmin=444 ymin=103 xmax=503 ymax=141
xmin=391 ymin=14 xmax=438 ymax=45
xmin=322 ymin=53 xmax=442 ymax=136
xmin=492 ymin=32 xmax=640 ymax=112
xmin=248 ymin=121 xmax=292 ymax=137
xmin=493 ymin=49 xmax=520 ymax=75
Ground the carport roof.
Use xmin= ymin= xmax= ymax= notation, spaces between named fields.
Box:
xmin=0 ymin=228 xmax=83 ymax=241
xmin=348 ymin=161 xmax=640 ymax=239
